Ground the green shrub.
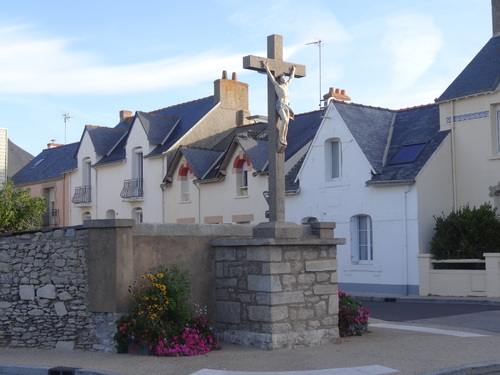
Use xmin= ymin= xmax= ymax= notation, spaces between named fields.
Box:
xmin=430 ymin=203 xmax=500 ymax=260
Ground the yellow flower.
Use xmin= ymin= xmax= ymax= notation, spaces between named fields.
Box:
xmin=141 ymin=275 xmax=146 ymax=280
xmin=150 ymin=313 xmax=157 ymax=320
xmin=156 ymin=273 xmax=164 ymax=278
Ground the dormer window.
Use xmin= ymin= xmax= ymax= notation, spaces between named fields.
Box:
xmin=233 ymin=154 xmax=251 ymax=196
xmin=179 ymin=162 xmax=192 ymax=202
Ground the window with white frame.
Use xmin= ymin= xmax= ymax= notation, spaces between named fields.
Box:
xmin=497 ymin=110 xmax=500 ymax=154
xmin=132 ymin=207 xmax=143 ymax=223
xmin=350 ymin=215 xmax=373 ymax=263
xmin=179 ymin=165 xmax=191 ymax=202
xmin=234 ymin=155 xmax=250 ymax=196
xmin=132 ymin=148 xmax=144 ymax=180
xmin=82 ymin=157 xmax=92 ymax=186
xmin=325 ymin=138 xmax=341 ymax=180
xmin=240 ymin=162 xmax=248 ymax=195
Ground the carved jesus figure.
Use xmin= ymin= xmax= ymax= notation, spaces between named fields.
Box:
xmin=262 ymin=61 xmax=296 ymax=153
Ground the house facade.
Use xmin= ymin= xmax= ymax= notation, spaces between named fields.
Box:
xmin=12 ymin=142 xmax=77 ymax=227
xmin=435 ymin=7 xmax=500 ymax=211
xmin=286 ymin=97 xmax=452 ymax=295
xmin=68 ymin=73 xmax=251 ymax=225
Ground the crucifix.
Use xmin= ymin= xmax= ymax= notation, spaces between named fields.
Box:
xmin=243 ymin=35 xmax=306 ymax=225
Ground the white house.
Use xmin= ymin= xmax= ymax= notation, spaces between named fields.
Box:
xmin=68 ymin=73 xmax=251 ymax=225
xmin=286 ymin=97 xmax=452 ymax=295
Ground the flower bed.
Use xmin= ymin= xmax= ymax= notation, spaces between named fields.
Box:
xmin=338 ymin=290 xmax=370 ymax=337
xmin=114 ymin=265 xmax=221 ymax=356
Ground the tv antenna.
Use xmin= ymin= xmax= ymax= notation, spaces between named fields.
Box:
xmin=306 ymin=39 xmax=323 ymax=108
xmin=62 ymin=112 xmax=73 ymax=144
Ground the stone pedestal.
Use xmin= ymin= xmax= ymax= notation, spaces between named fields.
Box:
xmin=211 ymin=222 xmax=345 ymax=349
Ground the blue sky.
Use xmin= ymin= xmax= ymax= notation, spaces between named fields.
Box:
xmin=0 ymin=0 xmax=493 ymax=156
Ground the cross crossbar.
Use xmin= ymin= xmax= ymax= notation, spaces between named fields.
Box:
xmin=243 ymin=55 xmax=306 ymax=78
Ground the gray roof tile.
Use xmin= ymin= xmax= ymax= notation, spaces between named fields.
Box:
xmin=12 ymin=143 xmax=78 ymax=185
xmin=436 ymin=35 xmax=500 ymax=102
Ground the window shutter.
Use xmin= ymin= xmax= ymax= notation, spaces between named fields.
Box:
xmin=350 ymin=216 xmax=359 ymax=262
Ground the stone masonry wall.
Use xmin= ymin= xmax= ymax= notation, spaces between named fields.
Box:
xmin=213 ymin=237 xmax=340 ymax=350
xmin=0 ymin=227 xmax=117 ymax=351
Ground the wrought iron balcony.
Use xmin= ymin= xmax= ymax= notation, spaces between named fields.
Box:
xmin=42 ymin=209 xmax=60 ymax=228
xmin=72 ymin=185 xmax=92 ymax=205
xmin=120 ymin=178 xmax=144 ymax=199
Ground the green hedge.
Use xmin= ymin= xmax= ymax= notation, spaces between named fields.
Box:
xmin=430 ymin=203 xmax=500 ymax=260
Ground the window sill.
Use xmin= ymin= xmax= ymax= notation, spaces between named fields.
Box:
xmin=180 ymin=200 xmax=191 ymax=204
xmin=320 ymin=178 xmax=348 ymax=188
xmin=73 ymin=203 xmax=93 ymax=207
xmin=343 ymin=263 xmax=381 ymax=276
xmin=489 ymin=155 xmax=500 ymax=161
xmin=235 ymin=195 xmax=249 ymax=199
xmin=122 ymin=197 xmax=144 ymax=202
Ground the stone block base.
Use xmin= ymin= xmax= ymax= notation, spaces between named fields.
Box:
xmin=219 ymin=328 xmax=339 ymax=350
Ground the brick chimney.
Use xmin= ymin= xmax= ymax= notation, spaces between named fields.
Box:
xmin=493 ymin=0 xmax=500 ymax=36
xmin=323 ymin=87 xmax=351 ymax=103
xmin=47 ymin=140 xmax=63 ymax=149
xmin=119 ymin=110 xmax=133 ymax=121
xmin=214 ymin=71 xmax=250 ymax=124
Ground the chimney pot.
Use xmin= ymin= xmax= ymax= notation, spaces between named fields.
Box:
xmin=222 ymin=70 xmax=228 ymax=79
xmin=335 ymin=88 xmax=341 ymax=94
xmin=232 ymin=72 xmax=238 ymax=81
xmin=341 ymin=89 xmax=346 ymax=95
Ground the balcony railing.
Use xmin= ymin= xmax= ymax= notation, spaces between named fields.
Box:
xmin=72 ymin=185 xmax=92 ymax=205
xmin=120 ymin=178 xmax=144 ymax=199
xmin=42 ymin=209 xmax=60 ymax=228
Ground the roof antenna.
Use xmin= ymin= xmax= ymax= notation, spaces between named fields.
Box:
xmin=62 ymin=112 xmax=73 ymax=144
xmin=306 ymin=39 xmax=323 ymax=109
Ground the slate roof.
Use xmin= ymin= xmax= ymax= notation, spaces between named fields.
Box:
xmin=8 ymin=139 xmax=33 ymax=178
xmin=165 ymin=110 xmax=324 ymax=193
xmin=86 ymin=126 xmax=127 ymax=156
xmin=436 ymin=35 xmax=500 ymax=102
xmin=332 ymin=101 xmax=394 ymax=174
xmin=95 ymin=96 xmax=217 ymax=168
xmin=178 ymin=147 xmax=224 ymax=179
xmin=147 ymin=96 xmax=217 ymax=157
xmin=12 ymin=143 xmax=78 ymax=185
xmin=236 ymin=137 xmax=268 ymax=172
xmin=366 ymin=104 xmax=449 ymax=186
xmin=136 ymin=112 xmax=180 ymax=145
xmin=284 ymin=110 xmax=324 ymax=162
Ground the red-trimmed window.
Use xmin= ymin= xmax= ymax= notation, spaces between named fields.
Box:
xmin=233 ymin=154 xmax=251 ymax=196
xmin=179 ymin=162 xmax=193 ymax=202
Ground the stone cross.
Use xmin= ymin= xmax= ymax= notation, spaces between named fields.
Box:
xmin=243 ymin=34 xmax=306 ymax=223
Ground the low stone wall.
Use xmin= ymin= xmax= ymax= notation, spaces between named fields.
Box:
xmin=0 ymin=221 xmax=252 ymax=351
xmin=0 ymin=227 xmax=115 ymax=351
xmin=0 ymin=220 xmax=341 ymax=352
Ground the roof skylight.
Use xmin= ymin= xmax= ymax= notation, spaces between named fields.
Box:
xmin=389 ymin=143 xmax=426 ymax=165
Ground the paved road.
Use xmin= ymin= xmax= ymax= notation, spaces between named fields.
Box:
xmin=362 ymin=299 xmax=500 ymax=334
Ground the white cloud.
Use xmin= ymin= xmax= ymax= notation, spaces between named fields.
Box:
xmin=0 ymin=25 xmax=244 ymax=94
xmin=381 ymin=14 xmax=443 ymax=89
